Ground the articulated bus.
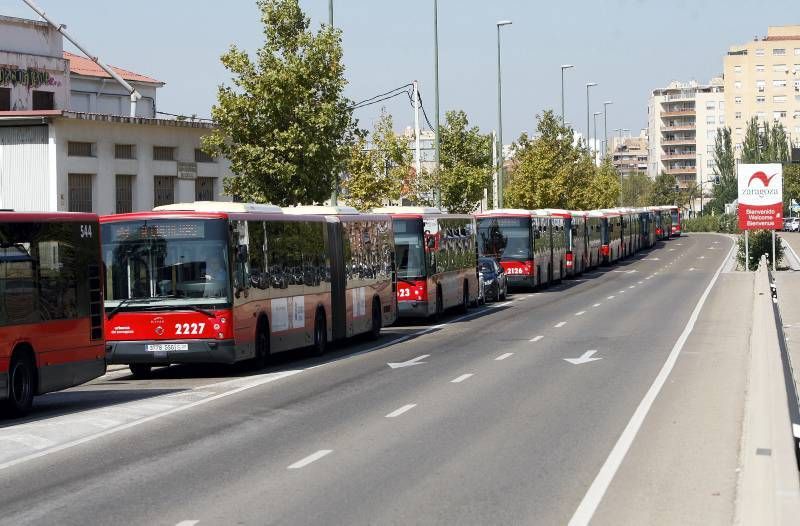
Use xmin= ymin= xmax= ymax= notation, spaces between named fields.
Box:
xmin=668 ymin=206 xmax=681 ymax=237
xmin=1 ymin=212 xmax=105 ymax=416
xmin=586 ymin=211 xmax=603 ymax=268
xmin=375 ymin=207 xmax=478 ymax=318
xmin=591 ymin=210 xmax=623 ymax=265
xmin=651 ymin=206 xmax=673 ymax=241
xmin=101 ymin=202 xmax=396 ymax=377
xmin=538 ymin=210 xmax=569 ymax=279
xmin=639 ymin=209 xmax=657 ymax=249
xmin=565 ymin=211 xmax=588 ymax=276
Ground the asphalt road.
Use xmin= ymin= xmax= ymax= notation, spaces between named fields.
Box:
xmin=0 ymin=233 xmax=737 ymax=526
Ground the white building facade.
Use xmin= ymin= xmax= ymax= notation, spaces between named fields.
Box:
xmin=0 ymin=15 xmax=231 ymax=213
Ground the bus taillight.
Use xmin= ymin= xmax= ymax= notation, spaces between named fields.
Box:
xmin=565 ymin=252 xmax=574 ymax=268
xmin=600 ymin=245 xmax=610 ymax=257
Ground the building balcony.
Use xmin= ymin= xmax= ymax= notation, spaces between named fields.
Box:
xmin=665 ymin=167 xmax=697 ymax=175
xmin=661 ymin=138 xmax=695 ymax=146
xmin=661 ymin=152 xmax=696 ymax=160
xmin=661 ymin=109 xmax=696 ymax=117
xmin=662 ymin=124 xmax=696 ymax=132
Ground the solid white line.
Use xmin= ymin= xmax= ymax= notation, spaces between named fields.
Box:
xmin=495 ymin=352 xmax=514 ymax=361
xmin=593 ymin=303 xmax=601 ymax=308
xmin=568 ymin=238 xmax=735 ymax=526
xmin=451 ymin=373 xmax=474 ymax=383
xmin=575 ymin=311 xmax=586 ymax=316
xmin=554 ymin=321 xmax=567 ymax=328
xmin=288 ymin=449 xmax=333 ymax=469
xmin=385 ymin=404 xmax=417 ymax=418
xmin=530 ymin=335 xmax=544 ymax=342
xmin=175 ymin=521 xmax=199 ymax=526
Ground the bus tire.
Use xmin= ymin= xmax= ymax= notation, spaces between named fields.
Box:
xmin=2 ymin=349 xmax=35 ymax=417
xmin=499 ymin=282 xmax=507 ymax=301
xmin=312 ymin=308 xmax=327 ymax=356
xmin=434 ymin=285 xmax=444 ymax=319
xmin=253 ymin=317 xmax=270 ymax=369
xmin=369 ymin=298 xmax=382 ymax=340
xmin=460 ymin=282 xmax=469 ymax=314
xmin=129 ymin=364 xmax=152 ymax=379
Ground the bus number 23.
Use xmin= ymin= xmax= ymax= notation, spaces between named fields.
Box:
xmin=175 ymin=323 xmax=205 ymax=335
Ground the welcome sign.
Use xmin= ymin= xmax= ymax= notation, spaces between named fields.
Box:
xmin=738 ymin=163 xmax=783 ymax=230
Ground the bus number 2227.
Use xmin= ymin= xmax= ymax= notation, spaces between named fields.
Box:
xmin=175 ymin=323 xmax=205 ymax=335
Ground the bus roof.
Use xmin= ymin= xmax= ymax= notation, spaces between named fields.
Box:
xmin=539 ymin=208 xmax=572 ymax=218
xmin=0 ymin=211 xmax=98 ymax=222
xmin=372 ymin=206 xmax=442 ymax=216
xmin=282 ymin=205 xmax=360 ymax=216
xmin=154 ymin=201 xmax=283 ymax=214
xmin=474 ymin=208 xmax=532 ymax=217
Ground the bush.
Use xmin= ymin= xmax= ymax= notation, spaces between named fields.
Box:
xmin=717 ymin=214 xmax=740 ymax=234
xmin=682 ymin=215 xmax=720 ymax=232
xmin=737 ymin=229 xmax=783 ymax=271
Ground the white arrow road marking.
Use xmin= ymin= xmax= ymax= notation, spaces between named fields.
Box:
xmin=386 ymin=404 xmax=417 ymax=418
xmin=554 ymin=321 xmax=567 ymax=328
xmin=564 ymin=350 xmax=602 ymax=365
xmin=451 ymin=374 xmax=473 ymax=383
xmin=530 ymin=335 xmax=544 ymax=342
xmin=495 ymin=352 xmax=514 ymax=361
xmin=288 ymin=449 xmax=332 ymax=469
xmin=387 ymin=354 xmax=429 ymax=369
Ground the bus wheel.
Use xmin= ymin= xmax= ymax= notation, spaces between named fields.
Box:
xmin=460 ymin=282 xmax=469 ymax=314
xmin=369 ymin=299 xmax=382 ymax=340
xmin=312 ymin=309 xmax=327 ymax=356
xmin=2 ymin=352 xmax=35 ymax=417
xmin=129 ymin=364 xmax=152 ymax=379
xmin=254 ymin=322 xmax=270 ymax=369
xmin=500 ymin=282 xmax=507 ymax=301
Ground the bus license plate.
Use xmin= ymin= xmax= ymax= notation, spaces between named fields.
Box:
xmin=146 ymin=343 xmax=188 ymax=352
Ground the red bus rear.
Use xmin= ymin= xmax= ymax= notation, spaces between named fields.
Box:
xmin=0 ymin=211 xmax=105 ymax=416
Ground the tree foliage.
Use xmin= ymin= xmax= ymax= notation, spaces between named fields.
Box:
xmin=203 ymin=0 xmax=357 ymax=205
xmin=648 ymin=172 xmax=678 ymax=205
xmin=620 ymin=172 xmax=653 ymax=207
xmin=706 ymin=127 xmax=737 ymax=214
xmin=341 ymin=110 xmax=410 ymax=210
xmin=741 ymin=117 xmax=790 ymax=164
xmin=738 ymin=230 xmax=783 ymax=271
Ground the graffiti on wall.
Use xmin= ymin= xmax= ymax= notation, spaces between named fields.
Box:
xmin=0 ymin=66 xmax=62 ymax=89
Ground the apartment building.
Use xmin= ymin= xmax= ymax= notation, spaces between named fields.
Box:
xmin=610 ymin=130 xmax=648 ymax=178
xmin=647 ymin=78 xmax=725 ymax=189
xmin=723 ymin=25 xmax=800 ymax=153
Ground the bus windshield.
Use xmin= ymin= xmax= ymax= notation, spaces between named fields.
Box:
xmin=393 ymin=218 xmax=426 ymax=279
xmin=102 ymin=219 xmax=231 ymax=308
xmin=478 ymin=217 xmax=531 ymax=260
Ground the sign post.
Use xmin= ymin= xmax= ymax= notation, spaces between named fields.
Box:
xmin=738 ymin=163 xmax=783 ymax=271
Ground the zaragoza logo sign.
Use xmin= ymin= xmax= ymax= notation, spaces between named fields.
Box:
xmin=738 ymin=163 xmax=783 ymax=230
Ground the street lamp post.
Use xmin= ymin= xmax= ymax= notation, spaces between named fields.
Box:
xmin=586 ymin=82 xmax=597 ymax=152
xmin=603 ymin=101 xmax=612 ymax=160
xmin=560 ymin=64 xmax=574 ymax=127
xmin=698 ymin=153 xmax=703 ymax=217
xmin=593 ymin=111 xmax=602 ymax=163
xmin=496 ymin=20 xmax=512 ymax=208
xmin=433 ymin=0 xmax=441 ymax=208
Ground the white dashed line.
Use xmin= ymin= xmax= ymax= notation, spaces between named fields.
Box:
xmin=288 ymin=449 xmax=333 ymax=469
xmin=495 ymin=352 xmax=514 ymax=361
xmin=638 ymin=281 xmax=644 ymax=284
xmin=554 ymin=321 xmax=567 ymax=328
xmin=593 ymin=303 xmax=601 ymax=308
xmin=575 ymin=311 xmax=586 ymax=316
xmin=451 ymin=374 xmax=473 ymax=383
xmin=628 ymin=285 xmax=635 ymax=289
xmin=607 ymin=295 xmax=615 ymax=300
xmin=385 ymin=404 xmax=417 ymax=418
xmin=175 ymin=521 xmax=199 ymax=526
xmin=619 ymin=290 xmax=626 ymax=294
xmin=530 ymin=335 xmax=544 ymax=342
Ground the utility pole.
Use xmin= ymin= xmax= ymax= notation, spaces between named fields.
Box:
xmin=492 ymin=130 xmax=498 ymax=209
xmin=585 ymin=82 xmax=597 ymax=152
xmin=413 ymin=80 xmax=421 ymax=177
xmin=593 ymin=111 xmax=601 ymax=164
xmin=328 ymin=0 xmax=337 ymax=205
xmin=560 ymin=64 xmax=574 ymax=127
xmin=496 ymin=20 xmax=512 ymax=208
xmin=433 ymin=0 xmax=441 ymax=208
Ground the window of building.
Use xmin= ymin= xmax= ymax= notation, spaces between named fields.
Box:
xmin=735 ymin=111 xmax=742 ymax=119
xmin=153 ymin=146 xmax=176 ymax=161
xmin=755 ymin=64 xmax=765 ymax=72
xmin=794 ymin=111 xmax=800 ymax=120
xmin=734 ymin=65 xmax=742 ymax=73
xmin=774 ymin=95 xmax=787 ymax=103
xmin=68 ymin=174 xmax=93 ymax=212
xmin=0 ymin=88 xmax=9 ymax=111
xmin=194 ymin=148 xmax=215 ymax=163
xmin=115 ymin=174 xmax=134 ymax=213
xmin=757 ymin=112 xmax=767 ymax=120
xmin=795 ymin=64 xmax=800 ymax=73
xmin=706 ymin=115 xmax=715 ymax=124
xmin=719 ymin=101 xmax=725 ymax=111
xmin=735 ymin=127 xmax=743 ymax=135
xmin=734 ymin=81 xmax=742 ymax=89
xmin=705 ymin=101 xmax=715 ymax=110
xmin=756 ymin=48 xmax=765 ymax=56
xmin=706 ymin=130 xmax=716 ymax=139
xmin=153 ymin=176 xmax=175 ymax=207
xmin=773 ymin=63 xmax=788 ymax=73
xmin=719 ymin=115 xmax=725 ymax=125
xmin=774 ymin=79 xmax=787 ymax=88
xmin=31 ymin=90 xmax=54 ymax=110
xmin=795 ymin=80 xmax=800 ymax=93
xmin=756 ymin=80 xmax=766 ymax=92
xmin=756 ymin=95 xmax=766 ymax=103
xmin=195 ymin=177 xmax=215 ymax=201
xmin=774 ymin=111 xmax=787 ymax=120
xmin=114 ymin=144 xmax=136 ymax=160
xmin=735 ymin=96 xmax=743 ymax=104
xmin=795 ymin=48 xmax=800 ymax=56
xmin=707 ymin=144 xmax=714 ymax=154
xmin=67 ymin=141 xmax=95 ymax=157
xmin=774 ymin=48 xmax=787 ymax=56
xmin=707 ymin=160 xmax=714 ymax=168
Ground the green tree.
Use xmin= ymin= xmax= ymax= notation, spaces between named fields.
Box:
xmin=741 ymin=117 xmax=762 ymax=164
xmin=706 ymin=127 xmax=736 ymax=214
xmin=738 ymin=230 xmax=783 ymax=271
xmin=649 ymin=172 xmax=678 ymax=205
xmin=341 ymin=110 xmax=410 ymax=210
xmin=202 ymin=0 xmax=357 ymax=205
xmin=741 ymin=117 xmax=790 ymax=164
xmin=783 ymin=163 xmax=800 ymax=216
xmin=588 ymin=157 xmax=621 ymax=209
xmin=620 ymin=172 xmax=653 ymax=207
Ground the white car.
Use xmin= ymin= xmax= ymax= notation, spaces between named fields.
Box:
xmin=789 ymin=218 xmax=800 ymax=232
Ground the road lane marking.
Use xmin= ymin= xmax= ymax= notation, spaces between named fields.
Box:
xmin=638 ymin=281 xmax=643 ymax=284
xmin=288 ymin=449 xmax=333 ymax=469
xmin=386 ymin=404 xmax=417 ymax=418
xmin=575 ymin=311 xmax=586 ymax=316
xmin=607 ymin=295 xmax=615 ymax=300
xmin=530 ymin=335 xmax=544 ymax=342
xmin=619 ymin=290 xmax=626 ymax=294
xmin=628 ymin=285 xmax=635 ymax=289
xmin=554 ymin=321 xmax=567 ymax=328
xmin=495 ymin=352 xmax=514 ymax=361
xmin=689 ymin=267 xmax=696 ymax=271
xmin=451 ymin=374 xmax=474 ymax=383
xmin=593 ymin=303 xmax=601 ymax=308
xmin=568 ymin=238 xmax=735 ymax=526
xmin=175 ymin=521 xmax=199 ymax=526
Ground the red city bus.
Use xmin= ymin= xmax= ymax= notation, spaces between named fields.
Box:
xmin=566 ymin=211 xmax=588 ymax=276
xmin=591 ymin=210 xmax=623 ymax=265
xmin=0 ymin=211 xmax=105 ymax=416
xmin=585 ymin=211 xmax=603 ymax=269
xmin=375 ymin=207 xmax=478 ymax=318
xmin=650 ymin=206 xmax=673 ymax=240
xmin=668 ymin=206 xmax=681 ymax=237
xmin=101 ymin=202 xmax=396 ymax=377
xmin=539 ymin=210 xmax=570 ymax=279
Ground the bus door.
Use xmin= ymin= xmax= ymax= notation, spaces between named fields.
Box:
xmin=326 ymin=219 xmax=347 ymax=341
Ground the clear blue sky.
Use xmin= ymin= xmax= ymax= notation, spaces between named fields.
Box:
xmin=3 ymin=0 xmax=798 ymax=143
